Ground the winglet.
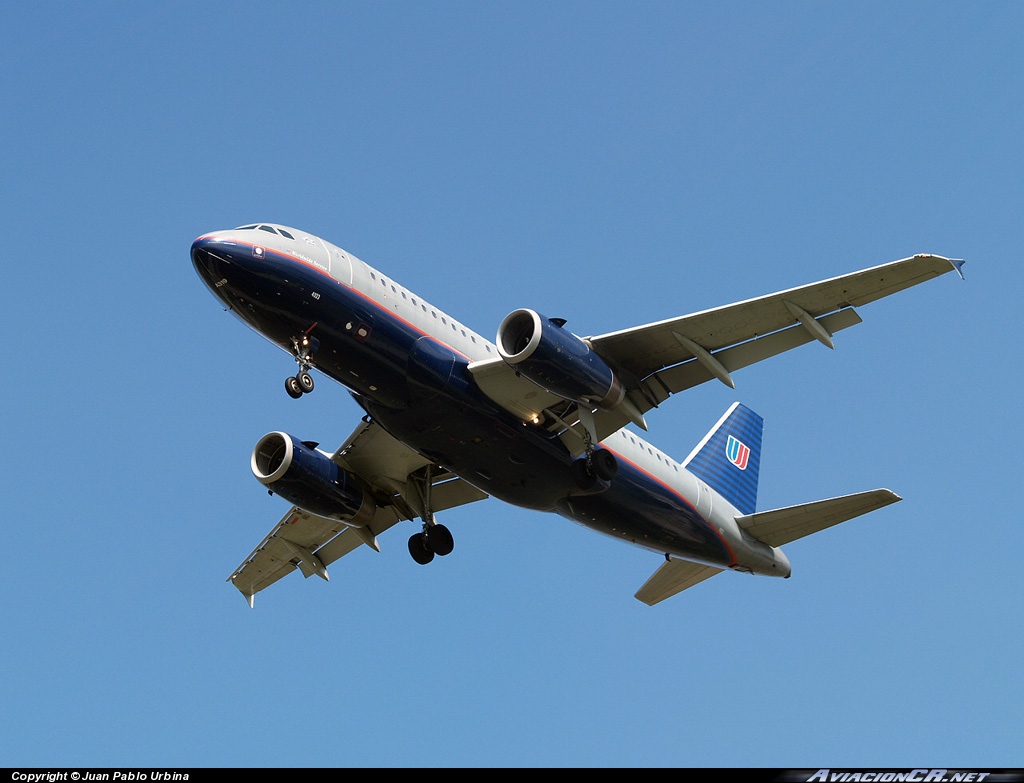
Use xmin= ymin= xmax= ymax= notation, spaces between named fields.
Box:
xmin=950 ymin=258 xmax=966 ymax=280
xmin=228 ymin=573 xmax=256 ymax=607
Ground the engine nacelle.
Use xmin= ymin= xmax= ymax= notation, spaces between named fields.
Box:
xmin=496 ymin=309 xmax=626 ymax=410
xmin=251 ymin=432 xmax=375 ymax=527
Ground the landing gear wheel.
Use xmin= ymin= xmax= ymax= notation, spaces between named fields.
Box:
xmin=425 ymin=524 xmax=454 ymax=557
xmin=286 ymin=332 xmax=319 ymax=398
xmin=592 ymin=448 xmax=618 ymax=481
xmin=285 ymin=376 xmax=304 ymax=399
xmin=408 ymin=532 xmax=435 ymax=565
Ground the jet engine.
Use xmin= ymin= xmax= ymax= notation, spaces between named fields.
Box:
xmin=497 ymin=309 xmax=628 ymax=411
xmin=251 ymin=432 xmax=375 ymax=527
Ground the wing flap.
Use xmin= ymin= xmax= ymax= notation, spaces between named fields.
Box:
xmin=431 ymin=474 xmax=490 ymax=511
xmin=736 ymin=489 xmax=901 ymax=548
xmin=332 ymin=419 xmax=433 ymax=494
xmin=582 ymin=308 xmax=863 ymax=445
xmin=590 ymin=254 xmax=961 ymax=385
xmin=647 ymin=308 xmax=862 ymax=404
xmin=227 ymin=507 xmax=348 ymax=605
xmin=635 ymin=559 xmax=724 ymax=606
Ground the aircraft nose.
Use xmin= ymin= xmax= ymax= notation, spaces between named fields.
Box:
xmin=191 ymin=237 xmax=216 ymax=284
xmin=191 ymin=233 xmax=234 ymax=286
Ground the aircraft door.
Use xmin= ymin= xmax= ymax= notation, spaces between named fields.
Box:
xmin=695 ymin=479 xmax=713 ymax=520
xmin=324 ymin=241 xmax=353 ymax=285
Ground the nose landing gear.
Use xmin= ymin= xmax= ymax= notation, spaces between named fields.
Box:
xmin=284 ymin=331 xmax=319 ymax=398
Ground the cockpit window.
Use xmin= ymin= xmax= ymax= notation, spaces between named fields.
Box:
xmin=235 ymin=224 xmax=294 ymax=239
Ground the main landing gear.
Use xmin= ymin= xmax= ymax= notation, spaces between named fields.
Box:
xmin=405 ymin=464 xmax=455 ymax=565
xmin=284 ymin=331 xmax=319 ymax=399
xmin=408 ymin=522 xmax=454 ymax=565
xmin=572 ymin=446 xmax=618 ymax=492
xmin=571 ymin=407 xmax=619 ymax=492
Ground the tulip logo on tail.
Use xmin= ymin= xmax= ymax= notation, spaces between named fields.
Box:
xmin=685 ymin=403 xmax=762 ymax=515
xmin=726 ymin=435 xmax=750 ymax=470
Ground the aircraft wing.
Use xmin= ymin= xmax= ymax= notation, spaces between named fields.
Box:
xmin=588 ymin=254 xmax=963 ymax=415
xmin=471 ymin=254 xmax=963 ymax=448
xmin=227 ymin=419 xmax=489 ymax=605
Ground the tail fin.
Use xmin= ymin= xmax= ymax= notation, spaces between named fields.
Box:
xmin=682 ymin=402 xmax=763 ymax=515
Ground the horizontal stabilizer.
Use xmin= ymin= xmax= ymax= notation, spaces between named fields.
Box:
xmin=635 ymin=559 xmax=724 ymax=606
xmin=736 ymin=489 xmax=901 ymax=548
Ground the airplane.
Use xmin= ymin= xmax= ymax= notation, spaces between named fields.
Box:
xmin=190 ymin=223 xmax=964 ymax=607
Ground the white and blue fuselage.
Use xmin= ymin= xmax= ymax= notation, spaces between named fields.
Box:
xmin=191 ymin=223 xmax=795 ymax=585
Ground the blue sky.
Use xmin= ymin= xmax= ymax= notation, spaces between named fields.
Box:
xmin=3 ymin=1 xmax=1021 ymax=769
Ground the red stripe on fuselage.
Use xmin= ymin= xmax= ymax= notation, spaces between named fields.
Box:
xmin=221 ymin=237 xmax=476 ymax=362
xmin=210 ymin=236 xmax=736 ymax=565
xmin=599 ymin=445 xmax=738 ymax=567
